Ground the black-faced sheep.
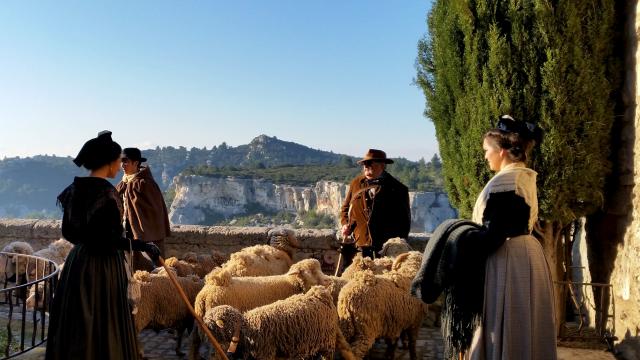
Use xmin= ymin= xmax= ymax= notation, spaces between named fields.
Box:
xmin=337 ymin=270 xmax=428 ymax=360
xmin=133 ymin=269 xmax=204 ymax=357
xmin=190 ymin=258 xmax=330 ymax=359
xmin=204 ymin=285 xmax=355 ymax=360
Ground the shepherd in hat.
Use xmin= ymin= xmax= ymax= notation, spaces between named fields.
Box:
xmin=116 ymin=147 xmax=171 ymax=271
xmin=338 ymin=149 xmax=411 ymax=269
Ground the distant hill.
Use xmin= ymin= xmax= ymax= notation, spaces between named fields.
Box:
xmin=143 ymin=135 xmax=348 ymax=189
xmin=0 ymin=156 xmax=85 ymax=218
xmin=0 ymin=135 xmax=443 ymax=218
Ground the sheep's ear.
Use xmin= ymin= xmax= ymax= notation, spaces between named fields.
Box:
xmin=216 ymin=319 xmax=225 ymax=328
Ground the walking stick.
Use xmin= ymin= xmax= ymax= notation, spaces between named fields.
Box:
xmin=158 ymin=256 xmax=229 ymax=360
xmin=335 ymin=203 xmax=354 ymax=277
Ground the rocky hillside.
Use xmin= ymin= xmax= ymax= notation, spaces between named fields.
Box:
xmin=0 ymin=135 xmax=445 ymax=221
xmin=169 ymin=175 xmax=456 ymax=232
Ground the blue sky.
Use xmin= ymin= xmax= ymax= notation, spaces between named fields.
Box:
xmin=0 ymin=1 xmax=436 ymax=161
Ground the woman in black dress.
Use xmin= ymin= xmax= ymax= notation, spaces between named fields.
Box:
xmin=46 ymin=131 xmax=160 ymax=360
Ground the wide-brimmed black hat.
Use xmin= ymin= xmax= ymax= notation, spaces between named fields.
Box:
xmin=73 ymin=130 xmax=122 ymax=170
xmin=122 ymin=148 xmax=147 ymax=163
xmin=357 ymin=149 xmax=394 ymax=165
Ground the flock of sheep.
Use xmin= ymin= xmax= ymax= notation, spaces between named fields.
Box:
xmin=0 ymin=229 xmax=428 ymax=360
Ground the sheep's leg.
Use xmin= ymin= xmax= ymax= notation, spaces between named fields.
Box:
xmin=189 ymin=326 xmax=204 ymax=360
xmin=383 ymin=338 xmax=397 ymax=360
xmin=349 ymin=329 xmax=375 ymax=359
xmin=137 ymin=338 xmax=147 ymax=360
xmin=407 ymin=326 xmax=419 ymax=360
xmin=399 ymin=330 xmax=409 ymax=349
xmin=174 ymin=326 xmax=186 ymax=356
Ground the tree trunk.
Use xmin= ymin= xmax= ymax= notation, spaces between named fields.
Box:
xmin=534 ymin=220 xmax=566 ymax=334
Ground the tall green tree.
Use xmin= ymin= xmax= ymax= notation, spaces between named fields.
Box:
xmin=416 ymin=0 xmax=620 ymax=325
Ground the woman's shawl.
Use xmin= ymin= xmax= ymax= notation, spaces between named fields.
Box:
xmin=472 ymin=162 xmax=538 ymax=232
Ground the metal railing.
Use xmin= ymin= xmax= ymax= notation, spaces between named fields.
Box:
xmin=0 ymin=252 xmax=59 ymax=359
xmin=555 ymin=280 xmax=615 ymax=349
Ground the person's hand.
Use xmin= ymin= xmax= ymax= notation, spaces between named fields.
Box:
xmin=341 ymin=224 xmax=352 ymax=237
xmin=143 ymin=243 xmax=161 ymax=263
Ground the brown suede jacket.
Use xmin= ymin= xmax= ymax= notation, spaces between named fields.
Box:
xmin=116 ymin=166 xmax=171 ymax=242
xmin=340 ymin=172 xmax=410 ymax=252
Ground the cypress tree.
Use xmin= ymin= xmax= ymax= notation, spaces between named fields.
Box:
xmin=416 ymin=0 xmax=620 ymax=327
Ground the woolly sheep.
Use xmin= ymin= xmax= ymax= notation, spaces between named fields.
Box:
xmin=340 ymin=253 xmax=393 ymax=279
xmin=338 ymin=270 xmax=428 ymax=360
xmin=190 ymin=258 xmax=330 ymax=359
xmin=204 ymin=285 xmax=355 ymax=360
xmin=181 ymin=251 xmax=227 ymax=278
xmin=218 ymin=244 xmax=293 ymax=277
xmin=379 ymin=237 xmax=413 ymax=258
xmin=26 ymin=238 xmax=73 ymax=280
xmin=389 ymin=251 xmax=423 ymax=291
xmin=162 ymin=257 xmax=196 ymax=277
xmin=267 ymin=227 xmax=300 ymax=258
xmin=133 ymin=270 xmax=204 ymax=357
xmin=1 ymin=241 xmax=34 ymax=281
xmin=26 ymin=262 xmax=63 ymax=311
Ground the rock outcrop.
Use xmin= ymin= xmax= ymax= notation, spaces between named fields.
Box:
xmin=168 ymin=175 xmax=457 ymax=232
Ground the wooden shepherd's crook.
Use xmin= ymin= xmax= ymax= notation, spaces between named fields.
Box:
xmin=158 ymin=256 xmax=229 ymax=360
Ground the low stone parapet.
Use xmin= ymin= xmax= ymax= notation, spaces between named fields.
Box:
xmin=0 ymin=219 xmax=429 ymax=272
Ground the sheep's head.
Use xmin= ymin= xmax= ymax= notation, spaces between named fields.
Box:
xmin=164 ymin=257 xmax=195 ymax=277
xmin=210 ymin=250 xmax=228 ymax=267
xmin=287 ymin=258 xmax=331 ymax=290
xmin=391 ymin=251 xmax=423 ymax=277
xmin=180 ymin=252 xmax=197 ymax=264
xmin=50 ymin=239 xmax=73 ymax=258
xmin=305 ymin=285 xmax=334 ymax=307
xmin=268 ymin=227 xmax=299 ymax=258
xmin=379 ymin=237 xmax=412 ymax=258
xmin=204 ymin=267 xmax=230 ymax=286
xmin=133 ymin=270 xmax=153 ymax=283
xmin=204 ymin=305 xmax=243 ymax=344
xmin=351 ymin=270 xmax=377 ymax=287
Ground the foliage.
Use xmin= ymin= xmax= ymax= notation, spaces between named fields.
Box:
xmin=416 ymin=0 xmax=620 ymax=225
xmin=297 ymin=210 xmax=336 ymax=229
xmin=183 ymin=156 xmax=444 ymax=192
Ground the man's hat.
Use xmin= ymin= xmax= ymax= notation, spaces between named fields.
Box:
xmin=122 ymin=148 xmax=147 ymax=163
xmin=357 ymin=149 xmax=394 ymax=165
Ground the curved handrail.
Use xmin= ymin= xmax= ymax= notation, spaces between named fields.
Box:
xmin=0 ymin=251 xmax=60 ymax=359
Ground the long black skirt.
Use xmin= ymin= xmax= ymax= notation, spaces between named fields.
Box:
xmin=45 ymin=244 xmax=139 ymax=360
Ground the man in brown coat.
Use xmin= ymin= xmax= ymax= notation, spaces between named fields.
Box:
xmin=340 ymin=149 xmax=411 ymax=265
xmin=116 ymin=147 xmax=171 ymax=270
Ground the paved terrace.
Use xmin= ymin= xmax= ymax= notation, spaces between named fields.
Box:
xmin=11 ymin=325 xmax=615 ymax=359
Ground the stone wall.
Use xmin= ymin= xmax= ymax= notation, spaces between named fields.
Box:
xmin=0 ymin=218 xmax=429 ymax=273
xmin=608 ymin=0 xmax=640 ymax=337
